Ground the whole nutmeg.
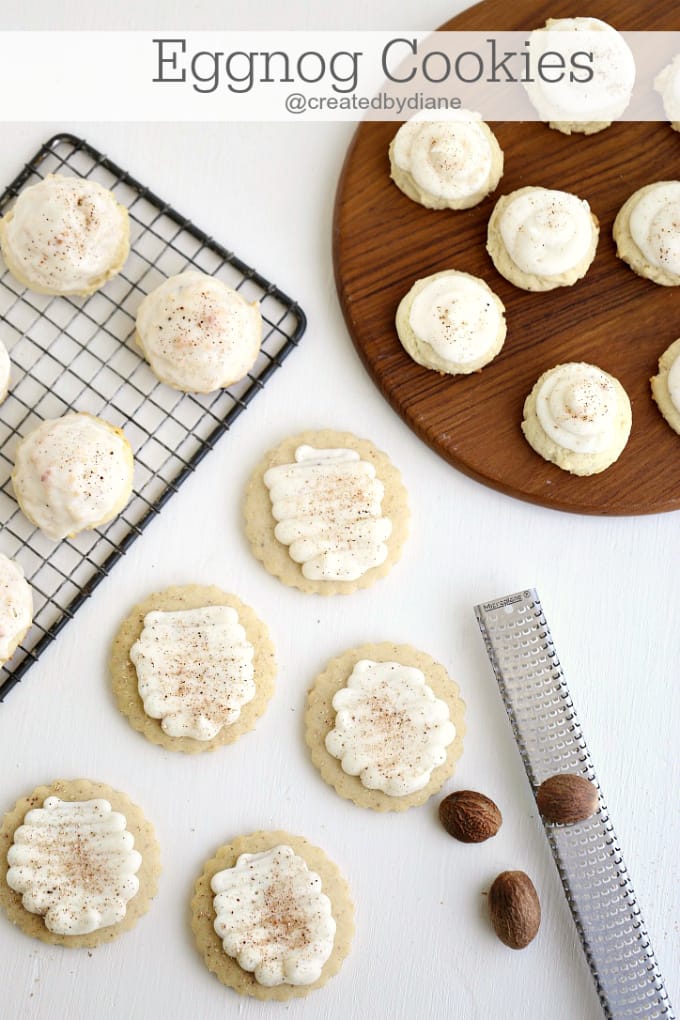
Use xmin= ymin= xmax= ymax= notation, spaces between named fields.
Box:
xmin=488 ymin=870 xmax=541 ymax=949
xmin=439 ymin=790 xmax=502 ymax=843
xmin=536 ymin=773 xmax=599 ymax=825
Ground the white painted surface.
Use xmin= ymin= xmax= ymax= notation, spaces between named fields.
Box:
xmin=0 ymin=2 xmax=678 ymax=1019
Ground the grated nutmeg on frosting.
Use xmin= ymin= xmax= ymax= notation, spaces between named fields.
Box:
xmin=628 ymin=182 xmax=680 ymax=276
xmin=535 ymin=362 xmax=622 ymax=453
xmin=391 ymin=114 xmax=495 ymax=202
xmin=498 ymin=188 xmax=595 ymax=277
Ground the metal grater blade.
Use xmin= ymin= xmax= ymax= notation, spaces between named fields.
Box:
xmin=474 ymin=588 xmax=675 ymax=1020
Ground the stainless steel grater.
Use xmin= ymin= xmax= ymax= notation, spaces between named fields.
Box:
xmin=474 ymin=588 xmax=675 ymax=1020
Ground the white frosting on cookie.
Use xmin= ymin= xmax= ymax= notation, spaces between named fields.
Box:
xmin=0 ymin=174 xmax=128 ymax=295
xmin=535 ymin=363 xmax=621 ymax=453
xmin=628 ymin=182 xmax=680 ymax=276
xmin=499 ymin=188 xmax=594 ymax=276
xmin=130 ymin=605 xmax=256 ymax=740
xmin=391 ymin=115 xmax=494 ymax=201
xmin=655 ymin=55 xmax=680 ymax=123
xmin=212 ymin=845 xmax=336 ymax=986
xmin=0 ymin=553 xmax=33 ymax=663
xmin=408 ymin=273 xmax=503 ymax=365
xmin=135 ymin=271 xmax=261 ymax=393
xmin=325 ymin=659 xmax=456 ymax=797
xmin=668 ymin=354 xmax=680 ymax=413
xmin=0 ymin=340 xmax=10 ymax=403
xmin=6 ymin=797 xmax=141 ymax=936
xmin=263 ymin=446 xmax=392 ymax=582
xmin=12 ymin=412 xmax=133 ymax=541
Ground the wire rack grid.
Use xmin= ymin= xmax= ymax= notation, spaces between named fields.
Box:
xmin=0 ymin=132 xmax=306 ymax=702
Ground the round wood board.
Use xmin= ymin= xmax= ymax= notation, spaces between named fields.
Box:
xmin=333 ymin=0 xmax=680 ymax=515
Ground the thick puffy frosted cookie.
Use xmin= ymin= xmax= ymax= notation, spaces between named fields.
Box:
xmin=135 ymin=271 xmax=262 ymax=393
xmin=0 ymin=779 xmax=160 ymax=948
xmin=191 ymin=830 xmax=354 ymax=1000
xmin=526 ymin=17 xmax=635 ymax=135
xmin=655 ymin=56 xmax=680 ymax=132
xmin=389 ymin=114 xmax=503 ymax=210
xmin=110 ymin=584 xmax=276 ymax=753
xmin=305 ymin=642 xmax=465 ymax=812
xmin=0 ymin=174 xmax=129 ymax=296
xmin=522 ymin=362 xmax=632 ymax=475
xmin=651 ymin=338 xmax=680 ymax=435
xmin=243 ymin=430 xmax=409 ymax=596
xmin=12 ymin=412 xmax=134 ymax=540
xmin=0 ymin=553 xmax=33 ymax=666
xmin=396 ymin=269 xmax=506 ymax=374
xmin=0 ymin=340 xmax=10 ymax=403
xmin=487 ymin=187 xmax=599 ymax=291
xmin=613 ymin=182 xmax=680 ymax=286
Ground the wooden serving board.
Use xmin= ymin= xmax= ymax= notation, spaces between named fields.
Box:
xmin=333 ymin=0 xmax=680 ymax=515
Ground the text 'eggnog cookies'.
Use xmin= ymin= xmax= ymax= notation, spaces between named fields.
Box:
xmin=135 ymin=270 xmax=262 ymax=393
xmin=389 ymin=113 xmax=503 ymax=210
xmin=487 ymin=186 xmax=599 ymax=291
xmin=110 ymin=584 xmax=276 ymax=753
xmin=0 ymin=779 xmax=160 ymax=948
xmin=522 ymin=362 xmax=632 ymax=476
xmin=11 ymin=412 xmax=134 ymax=541
xmin=305 ymin=642 xmax=465 ymax=812
xmin=191 ymin=830 xmax=354 ymax=1000
xmin=651 ymin=338 xmax=680 ymax=435
xmin=243 ymin=430 xmax=409 ymax=595
xmin=396 ymin=269 xmax=506 ymax=375
xmin=0 ymin=553 xmax=33 ymax=667
xmin=0 ymin=174 xmax=129 ymax=296
xmin=613 ymin=182 xmax=680 ymax=286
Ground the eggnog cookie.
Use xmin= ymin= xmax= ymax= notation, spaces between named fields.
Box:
xmin=651 ymin=338 xmax=680 ymax=435
xmin=487 ymin=187 xmax=599 ymax=291
xmin=522 ymin=362 xmax=632 ymax=475
xmin=389 ymin=114 xmax=503 ymax=210
xmin=613 ymin=182 xmax=680 ymax=286
xmin=526 ymin=17 xmax=635 ymax=135
xmin=243 ymin=430 xmax=409 ymax=596
xmin=110 ymin=584 xmax=276 ymax=753
xmin=0 ymin=553 xmax=33 ymax=667
xmin=0 ymin=340 xmax=10 ymax=403
xmin=12 ymin=412 xmax=134 ymax=541
xmin=191 ymin=830 xmax=354 ymax=1000
xmin=135 ymin=271 xmax=262 ymax=393
xmin=305 ymin=642 xmax=465 ymax=812
xmin=396 ymin=269 xmax=506 ymax=375
xmin=0 ymin=778 xmax=160 ymax=948
xmin=0 ymin=174 xmax=129 ymax=296
xmin=655 ymin=56 xmax=680 ymax=132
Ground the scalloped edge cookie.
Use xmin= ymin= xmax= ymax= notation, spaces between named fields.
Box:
xmin=651 ymin=337 xmax=680 ymax=435
xmin=305 ymin=642 xmax=466 ymax=812
xmin=110 ymin=584 xmax=276 ymax=754
xmin=613 ymin=183 xmax=680 ymax=287
xmin=191 ymin=830 xmax=354 ymax=1000
xmin=243 ymin=430 xmax=410 ymax=596
xmin=0 ymin=778 xmax=160 ymax=948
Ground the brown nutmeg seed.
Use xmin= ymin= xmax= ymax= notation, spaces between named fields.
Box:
xmin=439 ymin=790 xmax=502 ymax=843
xmin=488 ymin=870 xmax=541 ymax=949
xmin=536 ymin=773 xmax=599 ymax=825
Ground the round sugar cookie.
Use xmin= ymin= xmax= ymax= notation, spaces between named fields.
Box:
xmin=243 ymin=429 xmax=409 ymax=596
xmin=613 ymin=182 xmax=680 ymax=287
xmin=110 ymin=584 xmax=276 ymax=753
xmin=191 ymin=830 xmax=354 ymax=1001
xmin=0 ymin=778 xmax=160 ymax=949
xmin=0 ymin=552 xmax=33 ymax=667
xmin=305 ymin=642 xmax=466 ymax=812
xmin=651 ymin=337 xmax=680 ymax=435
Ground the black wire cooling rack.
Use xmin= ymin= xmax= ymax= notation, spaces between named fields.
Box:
xmin=0 ymin=133 xmax=306 ymax=702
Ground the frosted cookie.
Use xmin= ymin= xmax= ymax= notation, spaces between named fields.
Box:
xmin=305 ymin=642 xmax=465 ymax=812
xmin=655 ymin=56 xmax=680 ymax=132
xmin=389 ymin=114 xmax=503 ymax=210
xmin=135 ymin=271 xmax=262 ymax=393
xmin=0 ymin=553 xmax=33 ymax=666
xmin=0 ymin=174 xmax=129 ymax=296
xmin=0 ymin=339 xmax=10 ymax=403
xmin=0 ymin=778 xmax=160 ymax=948
xmin=613 ymin=182 xmax=680 ymax=287
xmin=395 ymin=269 xmax=506 ymax=375
xmin=192 ymin=830 xmax=353 ymax=1000
xmin=651 ymin=338 xmax=680 ymax=435
xmin=244 ymin=430 xmax=409 ymax=596
xmin=487 ymin=187 xmax=599 ymax=291
xmin=110 ymin=584 xmax=276 ymax=753
xmin=522 ymin=362 xmax=632 ymax=475
xmin=12 ymin=412 xmax=134 ymax=541
xmin=526 ymin=18 xmax=635 ymax=135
